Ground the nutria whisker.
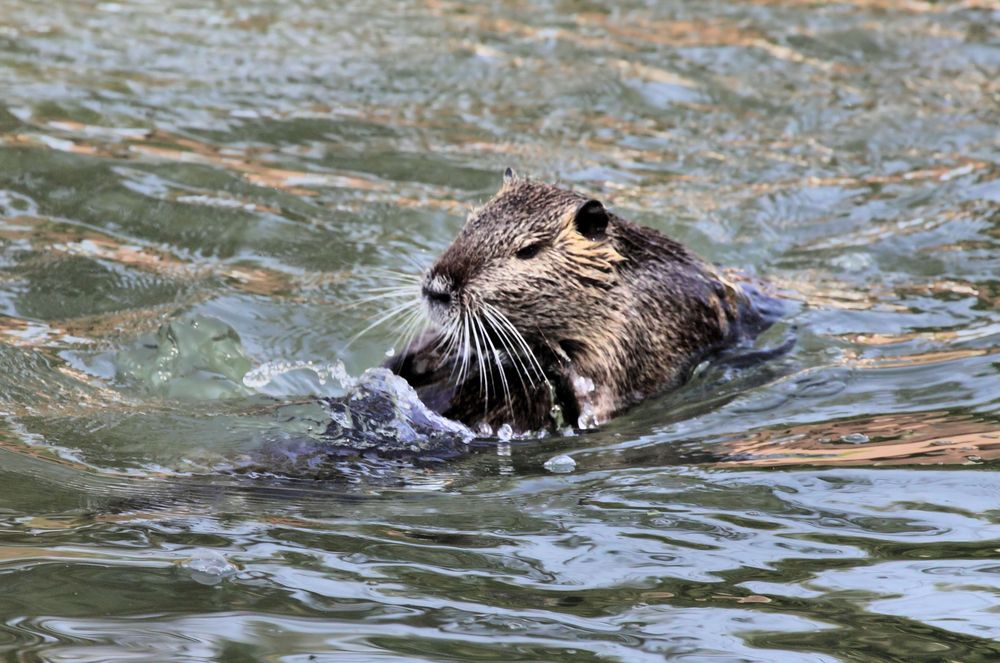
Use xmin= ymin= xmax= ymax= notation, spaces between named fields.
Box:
xmin=480 ymin=305 xmax=537 ymax=399
xmin=470 ymin=310 xmax=489 ymax=407
xmin=370 ymin=267 xmax=422 ymax=283
xmin=353 ymin=295 xmax=420 ymax=325
xmin=458 ymin=310 xmax=475 ymax=388
xmin=355 ymin=284 xmax=421 ymax=295
xmin=343 ymin=285 xmax=421 ymax=312
xmin=476 ymin=311 xmax=512 ymax=411
xmin=461 ymin=311 xmax=474 ymax=390
xmin=432 ymin=315 xmax=460 ymax=364
xmin=482 ymin=303 xmax=546 ymax=384
xmin=389 ymin=305 xmax=428 ymax=362
xmin=344 ymin=298 xmax=421 ymax=350
xmin=493 ymin=308 xmax=544 ymax=382
xmin=453 ymin=310 xmax=468 ymax=385
xmin=473 ymin=308 xmax=506 ymax=410
xmin=427 ymin=304 xmax=463 ymax=382
xmin=399 ymin=253 xmax=431 ymax=275
xmin=480 ymin=307 xmax=527 ymax=397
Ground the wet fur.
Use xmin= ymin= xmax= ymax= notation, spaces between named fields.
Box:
xmin=386 ymin=175 xmax=775 ymax=432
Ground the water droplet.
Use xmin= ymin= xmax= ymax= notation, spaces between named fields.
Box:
xmin=577 ymin=403 xmax=599 ymax=429
xmin=572 ymin=375 xmax=595 ymax=394
xmin=544 ymin=454 xmax=576 ymax=473
xmin=496 ymin=423 xmax=513 ymax=441
xmin=839 ymin=433 xmax=870 ymax=444
xmin=180 ymin=549 xmax=238 ymax=585
xmin=830 ymin=252 xmax=875 ymax=272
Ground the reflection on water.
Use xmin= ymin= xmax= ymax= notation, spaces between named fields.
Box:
xmin=0 ymin=0 xmax=999 ymax=660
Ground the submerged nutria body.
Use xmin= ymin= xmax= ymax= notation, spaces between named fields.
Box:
xmin=386 ymin=170 xmax=778 ymax=433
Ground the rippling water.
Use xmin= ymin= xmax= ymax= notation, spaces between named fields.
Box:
xmin=1 ymin=0 xmax=999 ymax=660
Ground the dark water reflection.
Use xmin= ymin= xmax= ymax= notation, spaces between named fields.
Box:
xmin=1 ymin=0 xmax=999 ymax=660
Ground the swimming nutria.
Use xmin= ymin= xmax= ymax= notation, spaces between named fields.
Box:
xmin=384 ymin=169 xmax=779 ymax=433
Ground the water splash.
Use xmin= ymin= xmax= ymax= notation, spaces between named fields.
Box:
xmin=242 ymin=359 xmax=354 ymax=398
xmin=243 ymin=367 xmax=476 ymax=476
xmin=323 ymin=367 xmax=475 ymax=449
xmin=114 ymin=316 xmax=252 ymax=400
xmin=112 ymin=317 xmax=476 ymax=475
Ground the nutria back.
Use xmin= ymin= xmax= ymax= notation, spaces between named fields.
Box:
xmin=386 ymin=170 xmax=781 ymax=432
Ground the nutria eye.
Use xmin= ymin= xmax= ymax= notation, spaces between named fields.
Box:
xmin=515 ymin=242 xmax=544 ymax=260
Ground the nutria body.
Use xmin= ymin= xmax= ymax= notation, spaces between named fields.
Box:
xmin=386 ymin=170 xmax=779 ymax=433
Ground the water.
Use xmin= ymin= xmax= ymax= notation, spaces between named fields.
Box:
xmin=1 ymin=0 xmax=999 ymax=660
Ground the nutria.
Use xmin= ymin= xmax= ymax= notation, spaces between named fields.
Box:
xmin=384 ymin=169 xmax=780 ymax=433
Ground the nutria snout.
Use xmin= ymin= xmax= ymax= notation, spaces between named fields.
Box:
xmin=421 ymin=277 xmax=453 ymax=313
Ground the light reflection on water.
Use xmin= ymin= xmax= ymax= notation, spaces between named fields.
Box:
xmin=0 ymin=0 xmax=999 ymax=660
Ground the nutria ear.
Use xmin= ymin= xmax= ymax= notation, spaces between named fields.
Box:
xmin=574 ymin=199 xmax=609 ymax=240
xmin=502 ymin=167 xmax=518 ymax=187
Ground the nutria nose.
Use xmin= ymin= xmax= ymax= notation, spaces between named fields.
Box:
xmin=422 ymin=284 xmax=452 ymax=307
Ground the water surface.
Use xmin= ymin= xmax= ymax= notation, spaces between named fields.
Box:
xmin=1 ymin=0 xmax=999 ymax=660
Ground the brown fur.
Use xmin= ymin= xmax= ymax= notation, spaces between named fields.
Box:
xmin=386 ymin=172 xmax=771 ymax=432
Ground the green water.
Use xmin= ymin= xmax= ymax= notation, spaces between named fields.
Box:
xmin=1 ymin=0 xmax=999 ymax=660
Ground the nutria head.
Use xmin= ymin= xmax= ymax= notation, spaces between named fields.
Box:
xmin=421 ymin=170 xmax=624 ymax=368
